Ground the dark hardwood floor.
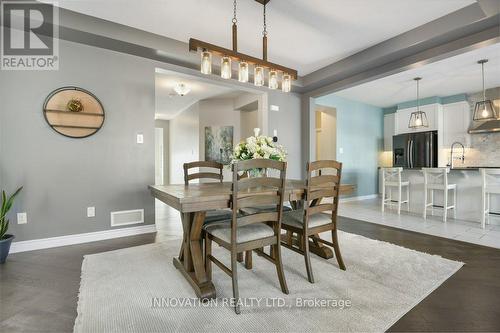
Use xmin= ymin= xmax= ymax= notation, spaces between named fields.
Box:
xmin=1 ymin=214 xmax=499 ymax=332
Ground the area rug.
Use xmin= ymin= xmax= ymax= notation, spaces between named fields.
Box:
xmin=74 ymin=231 xmax=463 ymax=332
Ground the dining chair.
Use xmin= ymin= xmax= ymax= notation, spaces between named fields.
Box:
xmin=203 ymin=159 xmax=289 ymax=314
xmin=180 ymin=161 xmax=232 ymax=260
xmin=281 ymin=160 xmax=346 ymax=283
xmin=381 ymin=167 xmax=410 ymax=214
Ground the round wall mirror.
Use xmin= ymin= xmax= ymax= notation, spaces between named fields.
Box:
xmin=43 ymin=87 xmax=105 ymax=138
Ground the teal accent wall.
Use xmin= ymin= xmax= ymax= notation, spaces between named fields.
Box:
xmin=316 ymin=95 xmax=383 ymax=198
xmin=383 ymin=93 xmax=468 ymax=114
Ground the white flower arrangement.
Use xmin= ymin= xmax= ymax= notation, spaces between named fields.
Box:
xmin=232 ymin=133 xmax=287 ymax=163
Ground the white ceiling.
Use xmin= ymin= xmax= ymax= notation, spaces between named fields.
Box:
xmin=155 ymin=69 xmax=242 ymax=119
xmin=333 ymin=42 xmax=500 ymax=108
xmin=53 ymin=0 xmax=475 ymax=76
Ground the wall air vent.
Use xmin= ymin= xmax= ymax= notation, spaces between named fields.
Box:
xmin=110 ymin=209 xmax=144 ymax=227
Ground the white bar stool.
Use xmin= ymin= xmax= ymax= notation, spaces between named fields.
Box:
xmin=381 ymin=167 xmax=410 ymax=215
xmin=481 ymin=168 xmax=500 ymax=229
xmin=423 ymin=168 xmax=456 ymax=222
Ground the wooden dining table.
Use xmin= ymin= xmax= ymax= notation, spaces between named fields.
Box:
xmin=149 ymin=180 xmax=354 ymax=299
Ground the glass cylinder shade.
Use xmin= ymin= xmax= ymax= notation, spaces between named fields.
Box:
xmin=268 ymin=70 xmax=278 ymax=89
xmin=254 ymin=66 xmax=264 ymax=86
xmin=408 ymin=110 xmax=429 ymax=129
xmin=200 ymin=50 xmax=212 ymax=75
xmin=282 ymin=74 xmax=291 ymax=92
xmin=238 ymin=62 xmax=249 ymax=83
xmin=473 ymin=100 xmax=497 ymax=120
xmin=220 ymin=56 xmax=232 ymax=79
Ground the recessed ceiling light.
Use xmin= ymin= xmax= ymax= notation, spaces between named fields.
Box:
xmin=174 ymin=83 xmax=190 ymax=96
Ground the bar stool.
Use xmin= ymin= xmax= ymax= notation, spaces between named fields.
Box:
xmin=381 ymin=167 xmax=410 ymax=214
xmin=481 ymin=168 xmax=500 ymax=229
xmin=423 ymin=168 xmax=456 ymax=222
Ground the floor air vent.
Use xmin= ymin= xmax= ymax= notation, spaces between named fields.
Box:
xmin=110 ymin=209 xmax=144 ymax=227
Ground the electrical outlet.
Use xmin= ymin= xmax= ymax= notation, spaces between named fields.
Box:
xmin=87 ymin=207 xmax=95 ymax=218
xmin=17 ymin=212 xmax=27 ymax=224
xmin=136 ymin=133 xmax=144 ymax=144
xmin=270 ymin=104 xmax=280 ymax=112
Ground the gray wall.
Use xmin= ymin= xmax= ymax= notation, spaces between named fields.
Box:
xmin=155 ymin=119 xmax=169 ymax=184
xmin=268 ymin=91 xmax=303 ymax=179
xmin=0 ymin=39 xmax=156 ymax=242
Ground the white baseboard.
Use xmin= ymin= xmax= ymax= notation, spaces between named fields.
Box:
xmin=340 ymin=194 xmax=379 ymax=203
xmin=10 ymin=224 xmax=157 ymax=254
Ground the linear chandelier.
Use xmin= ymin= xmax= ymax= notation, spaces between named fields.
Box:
xmin=189 ymin=0 xmax=297 ymax=92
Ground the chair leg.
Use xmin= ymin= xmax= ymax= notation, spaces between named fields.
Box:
xmin=231 ymin=250 xmax=241 ymax=314
xmin=381 ymin=185 xmax=385 ymax=212
xmin=397 ymin=185 xmax=402 ymax=215
xmin=332 ymin=228 xmax=346 ymax=271
xmin=205 ymin=234 xmax=212 ymax=280
xmin=443 ymin=189 xmax=448 ymax=222
xmin=423 ymin=188 xmax=427 ymax=219
xmin=237 ymin=252 xmax=243 ymax=263
xmin=273 ymin=244 xmax=289 ymax=294
xmin=303 ymin=233 xmax=314 ymax=283
xmin=430 ymin=190 xmax=434 ymax=216
xmin=406 ymin=185 xmax=410 ymax=212
xmin=453 ymin=188 xmax=457 ymax=219
xmin=487 ymin=193 xmax=491 ymax=225
xmin=244 ymin=250 xmax=252 ymax=269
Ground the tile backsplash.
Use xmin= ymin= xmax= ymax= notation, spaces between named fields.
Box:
xmin=460 ymin=87 xmax=500 ymax=167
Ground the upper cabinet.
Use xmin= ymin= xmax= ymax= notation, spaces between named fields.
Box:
xmin=442 ymin=101 xmax=471 ymax=147
xmin=395 ymin=103 xmax=441 ymax=135
xmin=383 ymin=113 xmax=395 ymax=151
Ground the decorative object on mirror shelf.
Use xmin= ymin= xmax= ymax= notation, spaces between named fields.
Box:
xmin=174 ymin=83 xmax=190 ymax=96
xmin=0 ymin=187 xmax=23 ymax=264
xmin=408 ymin=77 xmax=429 ymax=129
xmin=205 ymin=126 xmax=234 ymax=164
xmin=67 ymin=98 xmax=84 ymax=112
xmin=232 ymin=127 xmax=287 ymax=177
xmin=473 ymin=59 xmax=497 ymax=121
xmin=43 ymin=87 xmax=105 ymax=139
xmin=189 ymin=0 xmax=297 ymax=92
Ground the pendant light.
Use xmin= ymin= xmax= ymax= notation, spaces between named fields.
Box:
xmin=220 ymin=56 xmax=232 ymax=79
xmin=282 ymin=74 xmax=291 ymax=92
xmin=200 ymin=49 xmax=212 ymax=75
xmin=254 ymin=66 xmax=264 ymax=86
xmin=268 ymin=70 xmax=278 ymax=89
xmin=408 ymin=77 xmax=428 ymax=129
xmin=473 ymin=59 xmax=497 ymax=121
xmin=238 ymin=61 xmax=249 ymax=82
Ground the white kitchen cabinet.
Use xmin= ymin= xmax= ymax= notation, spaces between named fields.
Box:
xmin=383 ymin=113 xmax=396 ymax=151
xmin=395 ymin=103 xmax=441 ymax=135
xmin=442 ymin=101 xmax=471 ymax=147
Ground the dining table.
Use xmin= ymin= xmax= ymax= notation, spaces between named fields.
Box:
xmin=149 ymin=180 xmax=355 ymax=299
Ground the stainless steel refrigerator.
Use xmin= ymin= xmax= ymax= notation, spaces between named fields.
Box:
xmin=393 ymin=130 xmax=437 ymax=168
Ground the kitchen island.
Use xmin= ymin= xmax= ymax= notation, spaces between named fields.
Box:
xmin=380 ymin=167 xmax=500 ymax=224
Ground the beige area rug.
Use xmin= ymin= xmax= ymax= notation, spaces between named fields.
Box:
xmin=74 ymin=231 xmax=463 ymax=332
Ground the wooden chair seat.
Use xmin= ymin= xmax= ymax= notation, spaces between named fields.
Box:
xmin=204 ymin=221 xmax=274 ymax=244
xmin=282 ymin=209 xmax=331 ymax=229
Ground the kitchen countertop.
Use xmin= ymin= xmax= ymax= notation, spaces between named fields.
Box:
xmin=380 ymin=167 xmax=500 ymax=171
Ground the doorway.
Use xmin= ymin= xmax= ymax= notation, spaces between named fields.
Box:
xmin=315 ymin=105 xmax=337 ymax=161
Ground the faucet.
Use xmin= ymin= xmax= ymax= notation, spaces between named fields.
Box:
xmin=449 ymin=142 xmax=465 ymax=169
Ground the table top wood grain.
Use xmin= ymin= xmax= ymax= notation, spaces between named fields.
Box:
xmin=149 ymin=180 xmax=355 ymax=213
